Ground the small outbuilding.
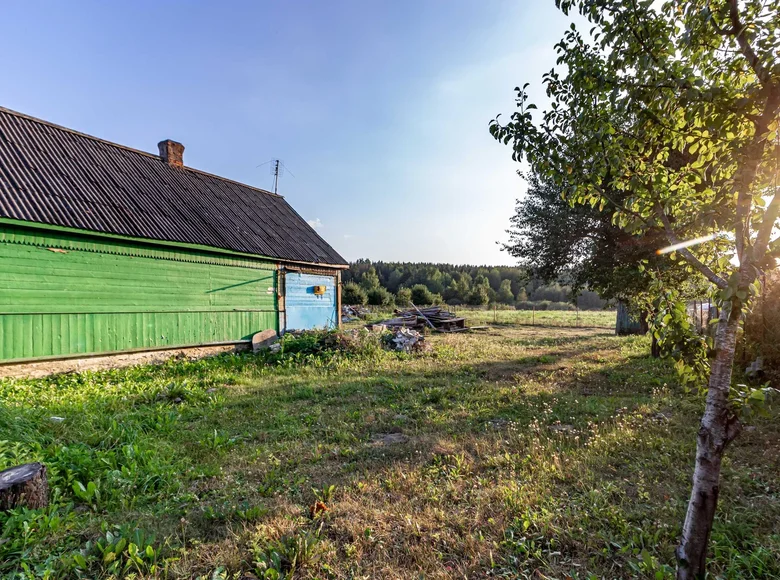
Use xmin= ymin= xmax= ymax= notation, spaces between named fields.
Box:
xmin=0 ymin=107 xmax=347 ymax=362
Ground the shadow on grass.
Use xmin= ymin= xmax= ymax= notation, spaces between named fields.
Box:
xmin=2 ymin=329 xmax=778 ymax=579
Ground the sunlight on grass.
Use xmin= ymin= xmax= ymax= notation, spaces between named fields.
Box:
xmin=0 ymin=327 xmax=777 ymax=579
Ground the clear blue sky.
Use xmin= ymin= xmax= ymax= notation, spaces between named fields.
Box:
xmin=1 ymin=1 xmax=577 ymax=265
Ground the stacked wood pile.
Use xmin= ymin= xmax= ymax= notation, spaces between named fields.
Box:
xmin=378 ymin=305 xmax=467 ymax=332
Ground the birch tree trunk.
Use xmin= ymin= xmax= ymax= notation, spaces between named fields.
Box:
xmin=676 ymin=305 xmax=743 ymax=579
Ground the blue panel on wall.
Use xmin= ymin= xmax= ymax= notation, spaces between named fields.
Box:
xmin=285 ymin=272 xmax=337 ymax=330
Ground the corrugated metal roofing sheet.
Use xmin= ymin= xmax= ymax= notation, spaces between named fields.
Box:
xmin=0 ymin=107 xmax=347 ymax=266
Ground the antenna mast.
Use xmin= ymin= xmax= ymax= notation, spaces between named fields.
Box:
xmin=257 ymin=159 xmax=295 ymax=194
xmin=272 ymin=160 xmax=280 ymax=194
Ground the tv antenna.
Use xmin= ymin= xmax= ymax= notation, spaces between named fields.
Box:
xmin=256 ymin=159 xmax=295 ymax=194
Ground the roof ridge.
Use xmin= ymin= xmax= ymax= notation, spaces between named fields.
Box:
xmin=0 ymin=105 xmax=283 ymax=199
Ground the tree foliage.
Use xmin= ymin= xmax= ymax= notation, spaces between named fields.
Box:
xmin=395 ymin=287 xmax=413 ymax=307
xmin=366 ymin=287 xmax=394 ymax=307
xmin=410 ymin=284 xmax=437 ymax=306
xmin=344 ymin=259 xmax=607 ymax=308
xmin=342 ymin=282 xmax=367 ymax=306
xmin=506 ymin=172 xmax=681 ymax=302
xmin=490 ymin=0 xmax=780 ymax=576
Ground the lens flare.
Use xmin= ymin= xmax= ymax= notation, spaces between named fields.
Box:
xmin=656 ymin=234 xmax=717 ymax=255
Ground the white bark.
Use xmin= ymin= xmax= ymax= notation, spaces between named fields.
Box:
xmin=676 ymin=306 xmax=742 ymax=579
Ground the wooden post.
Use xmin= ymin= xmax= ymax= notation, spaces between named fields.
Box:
xmin=0 ymin=463 xmax=49 ymax=511
xmin=576 ymin=307 xmax=580 ymax=327
xmin=336 ymin=270 xmax=343 ymax=330
xmin=277 ymin=266 xmax=286 ymax=335
xmin=532 ymin=306 xmax=535 ymax=326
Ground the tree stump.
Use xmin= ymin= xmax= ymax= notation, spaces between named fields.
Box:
xmin=0 ymin=463 xmax=49 ymax=511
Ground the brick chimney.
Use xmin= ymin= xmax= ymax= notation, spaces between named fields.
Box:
xmin=158 ymin=139 xmax=185 ymax=168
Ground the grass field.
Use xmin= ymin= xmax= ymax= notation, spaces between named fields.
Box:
xmin=449 ymin=308 xmax=615 ymax=329
xmin=353 ymin=307 xmax=617 ymax=329
xmin=1 ymin=325 xmax=778 ymax=579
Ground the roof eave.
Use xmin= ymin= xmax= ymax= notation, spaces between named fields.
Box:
xmin=0 ymin=217 xmax=349 ymax=269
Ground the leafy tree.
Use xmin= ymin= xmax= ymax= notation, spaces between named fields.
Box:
xmin=454 ymin=272 xmax=473 ymax=299
xmin=366 ymin=287 xmax=394 ymax=307
xmin=442 ymin=282 xmax=461 ymax=303
xmin=497 ymin=279 xmax=515 ymax=304
xmin=410 ymin=284 xmax=435 ymax=305
xmin=487 ymin=268 xmax=503 ymax=291
xmin=473 ymin=275 xmax=489 ymax=288
xmin=576 ymin=290 xmax=606 ymax=310
xmin=386 ymin=269 xmax=404 ymax=293
xmin=359 ymin=267 xmax=381 ymax=292
xmin=344 ymin=258 xmax=374 ymax=285
xmin=491 ymin=1 xmax=780 ymax=576
xmin=466 ymin=285 xmax=490 ymax=306
xmin=342 ymin=282 xmax=367 ymax=306
xmin=515 ymin=287 xmax=528 ymax=302
xmin=343 ymin=261 xmax=606 ymax=309
xmin=395 ymin=287 xmax=412 ymax=307
xmin=506 ymin=171 xmax=674 ymax=303
xmin=531 ymin=283 xmax=570 ymax=303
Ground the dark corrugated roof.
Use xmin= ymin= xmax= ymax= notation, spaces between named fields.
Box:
xmin=0 ymin=107 xmax=346 ymax=266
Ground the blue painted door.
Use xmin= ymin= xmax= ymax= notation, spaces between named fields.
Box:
xmin=285 ymin=272 xmax=337 ymax=330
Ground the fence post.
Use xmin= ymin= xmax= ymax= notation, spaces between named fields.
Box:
xmin=532 ymin=306 xmax=535 ymax=326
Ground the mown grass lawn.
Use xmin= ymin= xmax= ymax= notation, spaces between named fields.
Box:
xmin=354 ymin=307 xmax=617 ymax=330
xmin=458 ymin=308 xmax=617 ymax=329
xmin=1 ymin=326 xmax=777 ymax=579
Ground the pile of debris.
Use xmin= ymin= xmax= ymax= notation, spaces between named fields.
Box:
xmin=342 ymin=305 xmax=370 ymax=323
xmin=388 ymin=327 xmax=432 ymax=353
xmin=378 ymin=305 xmax=467 ymax=332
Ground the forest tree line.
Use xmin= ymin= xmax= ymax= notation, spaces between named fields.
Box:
xmin=342 ymin=260 xmax=607 ymax=309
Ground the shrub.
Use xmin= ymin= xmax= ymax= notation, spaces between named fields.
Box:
xmin=367 ymin=287 xmax=394 ymax=307
xmin=466 ymin=286 xmax=490 ymax=306
xmin=410 ymin=284 xmax=435 ymax=305
xmin=576 ymin=290 xmax=606 ymax=310
xmin=530 ymin=283 xmax=570 ymax=302
xmin=261 ymin=330 xmax=388 ymax=366
xmin=395 ymin=287 xmax=412 ymax=307
xmin=342 ymin=282 xmax=367 ymax=306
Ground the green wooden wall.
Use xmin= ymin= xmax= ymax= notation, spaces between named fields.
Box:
xmin=0 ymin=224 xmax=278 ymax=361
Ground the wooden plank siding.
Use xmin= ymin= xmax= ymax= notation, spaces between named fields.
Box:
xmin=0 ymin=224 xmax=279 ymax=361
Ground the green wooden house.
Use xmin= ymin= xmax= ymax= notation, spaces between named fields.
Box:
xmin=0 ymin=107 xmax=347 ymax=362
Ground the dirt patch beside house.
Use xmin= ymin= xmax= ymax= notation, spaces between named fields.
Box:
xmin=0 ymin=343 xmax=250 ymax=379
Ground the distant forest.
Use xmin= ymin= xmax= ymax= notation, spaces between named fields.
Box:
xmin=342 ymin=260 xmax=608 ymax=310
